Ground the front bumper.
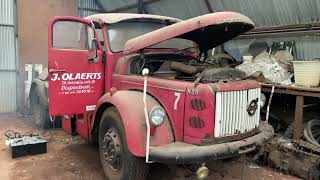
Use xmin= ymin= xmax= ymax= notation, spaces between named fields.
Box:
xmin=149 ymin=121 xmax=274 ymax=164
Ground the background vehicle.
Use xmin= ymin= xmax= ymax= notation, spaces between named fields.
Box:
xmin=30 ymin=12 xmax=273 ymax=180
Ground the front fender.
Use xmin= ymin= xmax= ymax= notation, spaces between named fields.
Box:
xmin=93 ymin=91 xmax=174 ymax=157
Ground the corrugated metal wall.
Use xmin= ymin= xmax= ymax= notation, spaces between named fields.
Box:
xmin=0 ymin=0 xmax=17 ymax=113
xmin=78 ymin=0 xmax=101 ymax=17
xmin=225 ymin=36 xmax=320 ymax=60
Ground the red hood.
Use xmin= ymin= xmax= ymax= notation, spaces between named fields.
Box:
xmin=124 ymin=11 xmax=254 ymax=55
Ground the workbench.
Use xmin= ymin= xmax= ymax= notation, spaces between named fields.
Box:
xmin=261 ymin=83 xmax=320 ymax=142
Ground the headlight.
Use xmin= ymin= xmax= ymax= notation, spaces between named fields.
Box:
xmin=260 ymin=93 xmax=266 ymax=108
xmin=149 ymin=106 xmax=166 ymax=127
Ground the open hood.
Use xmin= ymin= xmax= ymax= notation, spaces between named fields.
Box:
xmin=124 ymin=12 xmax=254 ymax=55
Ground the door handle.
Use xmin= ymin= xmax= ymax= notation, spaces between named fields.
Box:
xmin=49 ymin=69 xmax=66 ymax=73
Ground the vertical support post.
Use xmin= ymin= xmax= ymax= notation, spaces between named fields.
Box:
xmin=14 ymin=0 xmax=19 ymax=112
xmin=203 ymin=0 xmax=213 ymax=13
xmin=138 ymin=0 xmax=143 ymax=14
xmin=137 ymin=0 xmax=148 ymax=14
xmin=293 ymin=95 xmax=304 ymax=142
xmin=24 ymin=64 xmax=33 ymax=107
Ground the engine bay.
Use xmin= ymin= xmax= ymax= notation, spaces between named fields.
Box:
xmin=129 ymin=53 xmax=247 ymax=83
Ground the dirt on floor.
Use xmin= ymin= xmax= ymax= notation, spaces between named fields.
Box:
xmin=0 ymin=114 xmax=300 ymax=180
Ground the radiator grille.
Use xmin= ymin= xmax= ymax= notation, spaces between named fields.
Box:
xmin=214 ymin=88 xmax=261 ymax=138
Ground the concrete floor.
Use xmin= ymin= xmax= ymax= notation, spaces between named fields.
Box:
xmin=0 ymin=114 xmax=300 ymax=180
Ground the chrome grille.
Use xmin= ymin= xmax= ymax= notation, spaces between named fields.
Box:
xmin=214 ymin=88 xmax=261 ymax=138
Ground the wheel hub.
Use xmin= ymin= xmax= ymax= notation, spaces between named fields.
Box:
xmin=102 ymin=128 xmax=121 ymax=170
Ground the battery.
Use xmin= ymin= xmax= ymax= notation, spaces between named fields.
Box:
xmin=29 ymin=136 xmax=47 ymax=155
xmin=8 ymin=138 xmax=29 ymax=158
xmin=8 ymin=136 xmax=47 ymax=158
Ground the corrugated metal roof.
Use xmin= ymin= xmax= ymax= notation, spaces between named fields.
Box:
xmin=78 ymin=0 xmax=138 ymax=17
xmin=146 ymin=0 xmax=209 ymax=20
xmin=79 ymin=0 xmax=320 ymax=27
xmin=208 ymin=0 xmax=320 ymax=27
xmin=78 ymin=0 xmax=320 ymax=61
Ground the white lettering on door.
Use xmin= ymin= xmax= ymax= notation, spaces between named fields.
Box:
xmin=51 ymin=72 xmax=102 ymax=95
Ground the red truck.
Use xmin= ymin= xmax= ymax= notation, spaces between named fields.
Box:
xmin=30 ymin=12 xmax=273 ymax=180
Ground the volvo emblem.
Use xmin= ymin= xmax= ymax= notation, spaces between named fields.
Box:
xmin=247 ymin=98 xmax=258 ymax=116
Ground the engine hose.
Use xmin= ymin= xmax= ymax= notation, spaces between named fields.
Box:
xmin=316 ymin=133 xmax=320 ymax=142
xmin=170 ymin=61 xmax=198 ymax=75
xmin=307 ymin=120 xmax=320 ymax=144
xmin=303 ymin=128 xmax=319 ymax=146
xmin=303 ymin=119 xmax=320 ymax=147
xmin=312 ymin=129 xmax=320 ymax=140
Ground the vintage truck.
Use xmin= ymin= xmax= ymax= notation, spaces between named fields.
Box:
xmin=29 ymin=12 xmax=274 ymax=180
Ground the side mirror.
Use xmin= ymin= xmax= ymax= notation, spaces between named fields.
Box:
xmin=88 ymin=38 xmax=98 ymax=63
xmin=89 ymin=38 xmax=98 ymax=52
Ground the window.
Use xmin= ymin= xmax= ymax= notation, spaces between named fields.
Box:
xmin=52 ymin=21 xmax=89 ymax=50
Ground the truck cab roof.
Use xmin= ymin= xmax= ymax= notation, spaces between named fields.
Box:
xmin=85 ymin=13 xmax=181 ymax=25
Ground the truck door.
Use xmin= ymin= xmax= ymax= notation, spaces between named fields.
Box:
xmin=48 ymin=17 xmax=104 ymax=116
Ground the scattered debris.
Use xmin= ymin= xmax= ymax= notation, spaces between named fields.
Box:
xmin=263 ymin=136 xmax=320 ymax=179
xmin=248 ymin=163 xmax=260 ymax=169
xmin=236 ymin=51 xmax=292 ymax=85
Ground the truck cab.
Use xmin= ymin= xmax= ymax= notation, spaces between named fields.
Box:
xmin=47 ymin=12 xmax=273 ymax=180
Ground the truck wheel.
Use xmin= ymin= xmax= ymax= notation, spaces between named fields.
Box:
xmin=32 ymin=93 xmax=51 ymax=129
xmin=99 ymin=107 xmax=148 ymax=180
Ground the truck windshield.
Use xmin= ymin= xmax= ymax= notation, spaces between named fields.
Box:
xmin=107 ymin=21 xmax=198 ymax=53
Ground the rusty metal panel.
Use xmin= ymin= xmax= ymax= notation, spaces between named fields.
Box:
xmin=0 ymin=72 xmax=17 ymax=113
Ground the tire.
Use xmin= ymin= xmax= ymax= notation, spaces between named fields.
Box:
xmin=32 ymin=92 xmax=52 ymax=129
xmin=99 ymin=107 xmax=148 ymax=180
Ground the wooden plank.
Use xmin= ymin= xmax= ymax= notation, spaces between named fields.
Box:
xmin=261 ymin=87 xmax=320 ymax=97
xmin=261 ymin=83 xmax=320 ymax=93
